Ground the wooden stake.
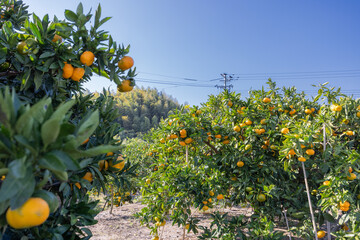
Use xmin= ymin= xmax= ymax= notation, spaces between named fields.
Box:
xmin=283 ymin=210 xmax=292 ymax=240
xmin=323 ymin=124 xmax=331 ymax=240
xmin=110 ymin=184 xmax=114 ymax=214
xmin=301 ymin=162 xmax=318 ymax=240
xmin=185 ymin=145 xmax=189 ymax=164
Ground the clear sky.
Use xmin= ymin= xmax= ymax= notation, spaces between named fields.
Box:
xmin=24 ymin=0 xmax=360 ymax=106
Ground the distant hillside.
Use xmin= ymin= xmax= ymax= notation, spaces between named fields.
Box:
xmin=110 ymin=87 xmax=180 ymax=138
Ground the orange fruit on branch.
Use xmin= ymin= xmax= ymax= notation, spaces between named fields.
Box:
xmin=281 ymin=128 xmax=289 ymax=134
xmin=117 ymin=79 xmax=134 ymax=92
xmin=118 ymin=56 xmax=134 ymax=70
xmin=237 ymin=161 xmax=244 ymax=167
xmin=317 ymin=230 xmax=326 ymax=239
xmin=82 ymin=172 xmax=93 ymax=182
xmin=6 ymin=198 xmax=50 ymax=229
xmin=262 ymin=97 xmax=271 ymax=103
xmin=305 ymin=149 xmax=315 ymax=156
xmin=52 ymin=34 xmax=62 ymax=43
xmin=71 ymin=67 xmax=85 ymax=82
xmin=62 ymin=62 xmax=74 ymax=79
xmin=80 ymin=51 xmax=95 ymax=66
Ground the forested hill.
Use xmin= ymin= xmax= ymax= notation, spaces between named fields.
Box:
xmin=93 ymin=87 xmax=180 ymax=138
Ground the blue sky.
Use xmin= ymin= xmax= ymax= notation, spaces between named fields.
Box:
xmin=24 ymin=0 xmax=360 ymax=106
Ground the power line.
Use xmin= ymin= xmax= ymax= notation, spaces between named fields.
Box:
xmin=215 ymin=73 xmax=238 ymax=91
xmin=233 ymin=69 xmax=360 ymax=76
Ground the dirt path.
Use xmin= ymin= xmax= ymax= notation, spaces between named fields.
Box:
xmin=88 ymin=202 xmax=252 ymax=240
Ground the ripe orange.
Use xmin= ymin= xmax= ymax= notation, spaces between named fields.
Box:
xmin=347 ymin=173 xmax=356 ymax=181
xmin=80 ymin=51 xmax=95 ymax=66
xmin=245 ymin=120 xmax=252 ymax=125
xmin=179 ymin=141 xmax=186 ymax=146
xmin=348 ymin=167 xmax=353 ymax=173
xmin=185 ymin=138 xmax=193 ymax=144
xmin=75 ymin=182 xmax=81 ymax=189
xmin=209 ymin=190 xmax=215 ymax=196
xmin=288 ymin=149 xmax=296 ymax=156
xmin=216 ymin=194 xmax=224 ymax=200
xmin=110 ymin=157 xmax=125 ymax=171
xmin=117 ymin=79 xmax=134 ymax=92
xmin=240 ymin=123 xmax=246 ymax=128
xmin=330 ymin=104 xmax=342 ymax=112
xmin=227 ymin=101 xmax=233 ymax=107
xmin=106 ymin=152 xmax=114 ymax=157
xmin=215 ymin=134 xmax=222 ymax=139
xmin=357 ymin=112 xmax=360 ymax=118
xmin=160 ymin=138 xmax=166 ymax=143
xmin=281 ymin=128 xmax=289 ymax=134
xmin=262 ymin=97 xmax=271 ymax=103
xmin=257 ymin=193 xmax=266 ymax=202
xmin=180 ymin=129 xmax=187 ymax=136
xmin=146 ymin=179 xmax=151 ymax=184
xmin=323 ymin=180 xmax=330 ymax=186
xmin=305 ymin=149 xmax=315 ymax=156
xmin=62 ymin=63 xmax=74 ymax=79
xmin=233 ymin=125 xmax=241 ymax=132
xmin=260 ymin=119 xmax=267 ymax=125
xmin=202 ymin=206 xmax=209 ymax=211
xmin=6 ymin=198 xmax=50 ymax=229
xmin=317 ymin=230 xmax=326 ymax=239
xmin=298 ymin=157 xmax=306 ymax=162
xmin=185 ymin=224 xmax=190 ymax=230
xmin=82 ymin=172 xmax=93 ymax=182
xmin=52 ymin=34 xmax=62 ymax=43
xmin=118 ymin=56 xmax=134 ymax=71
xmin=98 ymin=160 xmax=109 ymax=171
xmin=71 ymin=67 xmax=85 ymax=82
xmin=170 ymin=134 xmax=178 ymax=139
xmin=222 ymin=139 xmax=230 ymax=144
xmin=202 ymin=201 xmax=208 ymax=205
xmin=345 ymin=130 xmax=354 ymax=136
xmin=237 ymin=161 xmax=244 ymax=167
xmin=304 ymin=109 xmax=312 ymax=114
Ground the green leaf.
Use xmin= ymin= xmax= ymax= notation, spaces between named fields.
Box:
xmin=67 ymin=145 xmax=121 ymax=160
xmin=34 ymin=71 xmax=43 ymax=90
xmin=0 ymin=166 xmax=35 ymax=209
xmin=8 ymin=158 xmax=26 ymax=179
xmin=49 ymin=150 xmax=80 ymax=171
xmin=30 ymin=22 xmax=42 ymax=42
xmin=39 ymin=154 xmax=67 ymax=172
xmin=94 ymin=4 xmax=101 ymax=29
xmin=322 ymin=212 xmax=335 ymax=222
xmin=39 ymin=51 xmax=55 ymax=59
xmin=51 ymin=99 xmax=75 ymax=121
xmin=76 ymin=3 xmax=84 ymax=15
xmin=14 ymin=135 xmax=37 ymax=156
xmin=52 ymin=170 xmax=68 ymax=182
xmin=65 ymin=10 xmax=78 ymax=22
xmin=99 ymin=17 xmax=111 ymax=28
xmin=75 ymin=110 xmax=99 ymax=145
xmin=41 ymin=118 xmax=61 ymax=147
xmin=15 ymin=98 xmax=51 ymax=134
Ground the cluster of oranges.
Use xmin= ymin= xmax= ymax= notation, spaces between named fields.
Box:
xmin=62 ymin=48 xmax=134 ymax=89
xmin=62 ymin=51 xmax=95 ymax=82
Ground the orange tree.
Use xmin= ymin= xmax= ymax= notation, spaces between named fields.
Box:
xmin=0 ymin=0 xmax=136 ymax=239
xmin=137 ymin=80 xmax=360 ymax=239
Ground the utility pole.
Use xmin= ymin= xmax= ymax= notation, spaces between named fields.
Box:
xmin=215 ymin=73 xmax=237 ymax=91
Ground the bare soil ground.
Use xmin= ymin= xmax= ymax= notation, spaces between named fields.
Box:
xmin=88 ymin=202 xmax=293 ymax=240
